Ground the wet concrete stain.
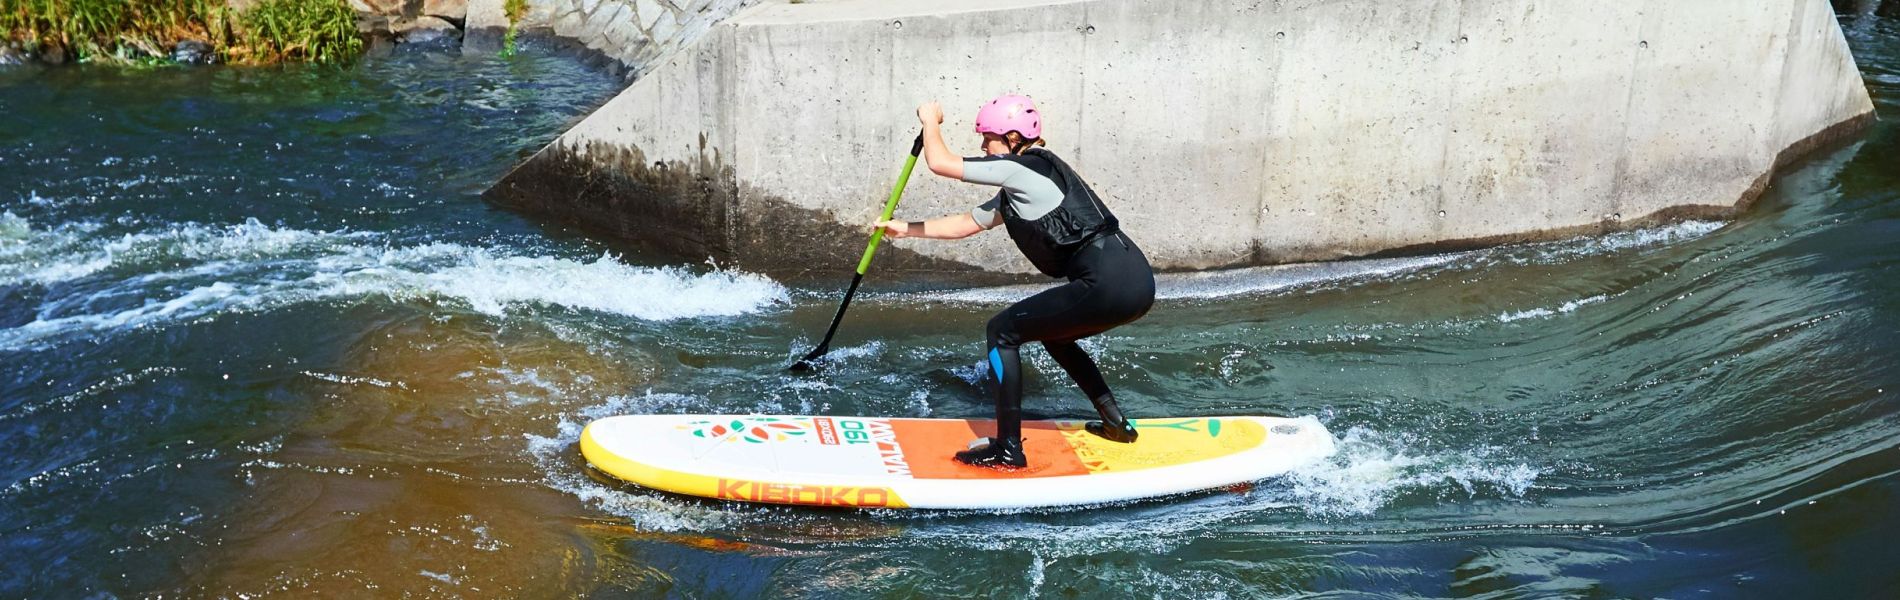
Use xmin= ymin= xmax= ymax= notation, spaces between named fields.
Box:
xmin=487 ymin=106 xmax=1876 ymax=285
xmin=485 ymin=138 xmax=1031 ymax=289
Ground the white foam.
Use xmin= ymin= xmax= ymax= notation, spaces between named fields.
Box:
xmin=0 ymin=218 xmax=790 ymax=349
xmin=1511 ymin=220 xmax=1725 ymax=264
xmin=300 ymin=370 xmax=410 ymax=390
xmin=0 ymin=214 xmax=367 ymax=287
xmin=468 ymin=366 xmax=589 ymax=406
xmin=787 ymin=340 xmax=886 ymax=370
xmin=925 ymin=254 xmax=1462 ymax=305
xmin=1274 ymin=426 xmax=1541 ymax=517
xmin=399 ymin=251 xmax=788 ymax=320
xmin=524 ymin=392 xmax=746 ymax=532
xmin=1496 ymin=293 xmax=1613 ymax=323
xmin=916 ymin=220 xmax=1721 ymax=305
xmin=0 ymin=211 xmax=112 ymax=285
xmin=329 ymin=245 xmax=789 ymax=321
xmin=418 ymin=570 xmax=460 ymax=585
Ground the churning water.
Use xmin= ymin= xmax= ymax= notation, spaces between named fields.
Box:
xmin=3 ymin=19 xmax=1898 ymax=598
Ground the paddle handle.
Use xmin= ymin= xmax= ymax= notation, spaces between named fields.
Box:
xmin=856 ymin=134 xmax=926 ymax=275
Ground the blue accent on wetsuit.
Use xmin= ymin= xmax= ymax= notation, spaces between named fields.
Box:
xmin=961 ymin=149 xmax=1155 ymax=446
xmin=983 ymin=232 xmax=1154 ymax=442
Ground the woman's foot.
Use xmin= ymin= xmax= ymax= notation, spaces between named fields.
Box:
xmin=954 ymin=437 xmax=1027 ymax=468
xmin=1086 ymin=393 xmax=1139 ymax=443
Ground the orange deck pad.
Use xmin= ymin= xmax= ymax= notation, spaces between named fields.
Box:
xmin=889 ymin=419 xmax=1090 ymax=479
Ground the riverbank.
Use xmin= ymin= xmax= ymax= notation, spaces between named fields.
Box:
xmin=0 ymin=0 xmax=367 ymax=65
xmin=2 ymin=0 xmax=749 ymax=72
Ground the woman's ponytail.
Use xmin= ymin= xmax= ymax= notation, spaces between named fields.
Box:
xmin=1004 ymin=132 xmax=1047 ymax=155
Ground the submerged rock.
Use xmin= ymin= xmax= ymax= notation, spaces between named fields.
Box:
xmin=350 ymin=0 xmax=410 ymax=16
xmin=399 ymin=16 xmax=463 ymax=45
xmin=172 ymin=40 xmax=215 ymax=65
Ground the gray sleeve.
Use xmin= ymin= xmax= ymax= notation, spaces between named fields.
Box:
xmin=970 ymin=194 xmax=1005 ymax=230
xmin=960 ymin=156 xmax=1065 ymax=223
xmin=960 ymin=157 xmax=1031 ymax=188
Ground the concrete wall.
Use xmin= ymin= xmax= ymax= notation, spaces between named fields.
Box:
xmin=485 ymin=0 xmax=1877 ymax=281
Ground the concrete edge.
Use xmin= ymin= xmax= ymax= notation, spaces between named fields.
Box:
xmin=1771 ymin=107 xmax=1879 ymax=173
xmin=1362 ymin=107 xmax=1878 ymax=263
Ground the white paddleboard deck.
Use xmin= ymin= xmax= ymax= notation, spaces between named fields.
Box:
xmin=581 ymin=414 xmax=1334 ymax=510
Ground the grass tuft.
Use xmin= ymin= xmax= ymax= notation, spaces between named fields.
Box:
xmin=498 ymin=0 xmax=525 ymax=57
xmin=0 ymin=0 xmax=363 ymax=65
xmin=230 ymin=0 xmax=361 ymax=65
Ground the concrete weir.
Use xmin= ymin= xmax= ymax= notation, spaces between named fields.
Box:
xmin=486 ymin=0 xmax=1876 ymax=282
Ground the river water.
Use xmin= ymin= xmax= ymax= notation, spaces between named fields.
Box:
xmin=3 ymin=18 xmax=1898 ymax=598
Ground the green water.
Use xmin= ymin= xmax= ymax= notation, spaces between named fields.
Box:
xmin=3 ymin=20 xmax=1899 ymax=598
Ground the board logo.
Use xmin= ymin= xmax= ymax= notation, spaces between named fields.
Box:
xmin=836 ymin=418 xmax=910 ymax=476
xmin=814 ymin=417 xmax=840 ymax=445
xmin=1135 ymin=418 xmax=1224 ymax=437
xmin=682 ymin=417 xmax=811 ymax=443
xmin=715 ymin=478 xmax=893 ymax=507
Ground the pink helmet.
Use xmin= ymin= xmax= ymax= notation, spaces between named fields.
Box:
xmin=974 ymin=94 xmax=1041 ymax=140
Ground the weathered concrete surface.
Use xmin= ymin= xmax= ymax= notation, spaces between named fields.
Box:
xmin=463 ymin=0 xmax=755 ymax=79
xmin=486 ymin=0 xmax=1877 ymax=280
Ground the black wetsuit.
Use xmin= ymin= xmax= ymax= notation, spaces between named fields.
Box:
xmin=984 ymin=231 xmax=1155 ymax=442
xmin=962 ymin=149 xmax=1156 ymax=450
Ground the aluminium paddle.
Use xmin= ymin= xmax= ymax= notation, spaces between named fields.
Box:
xmin=789 ymin=132 xmax=926 ymax=371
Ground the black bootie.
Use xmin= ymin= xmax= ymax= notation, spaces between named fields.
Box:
xmin=954 ymin=437 xmax=1027 ymax=468
xmin=1085 ymin=393 xmax=1139 ymax=443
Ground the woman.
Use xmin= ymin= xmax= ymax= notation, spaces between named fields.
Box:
xmin=877 ymin=95 xmax=1157 ymax=469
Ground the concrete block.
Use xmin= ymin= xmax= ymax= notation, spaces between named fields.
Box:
xmin=1258 ymin=0 xmax=1462 ymax=261
xmin=1437 ymin=0 xmax=1643 ymax=242
xmin=726 ymin=16 xmax=918 ymax=265
xmin=1079 ymin=0 xmax=1283 ymax=269
xmin=577 ymin=2 xmax=629 ymax=45
xmin=637 ymin=0 xmax=667 ymax=30
xmin=553 ymin=7 xmax=591 ymax=40
xmin=1773 ymin=0 xmax=1877 ymax=156
xmin=648 ymin=10 xmax=681 ymax=45
xmin=1612 ymin=0 xmax=1788 ymax=220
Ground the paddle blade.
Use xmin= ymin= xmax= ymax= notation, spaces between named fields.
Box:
xmin=788 ymin=346 xmax=829 ymax=372
xmin=787 ymin=273 xmax=865 ymax=372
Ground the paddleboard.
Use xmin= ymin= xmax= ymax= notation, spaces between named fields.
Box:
xmin=580 ymin=414 xmax=1334 ymax=510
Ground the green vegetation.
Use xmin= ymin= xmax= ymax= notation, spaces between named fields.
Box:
xmin=231 ymin=0 xmax=360 ymax=64
xmin=499 ymin=0 xmax=526 ymax=57
xmin=0 ymin=0 xmax=362 ymax=65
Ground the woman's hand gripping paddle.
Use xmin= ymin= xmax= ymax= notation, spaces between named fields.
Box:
xmin=789 ymin=133 xmax=926 ymax=371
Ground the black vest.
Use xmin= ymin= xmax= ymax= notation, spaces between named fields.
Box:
xmin=997 ymin=149 xmax=1121 ymax=278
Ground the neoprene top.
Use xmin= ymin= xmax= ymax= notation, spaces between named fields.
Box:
xmin=962 ymin=154 xmax=1066 ymax=228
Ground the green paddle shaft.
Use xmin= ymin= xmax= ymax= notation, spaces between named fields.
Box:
xmin=857 ymin=135 xmax=926 ymax=274
xmin=788 ymin=133 xmax=926 ymax=371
